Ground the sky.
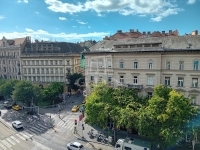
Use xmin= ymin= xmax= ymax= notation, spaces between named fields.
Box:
xmin=0 ymin=0 xmax=199 ymax=42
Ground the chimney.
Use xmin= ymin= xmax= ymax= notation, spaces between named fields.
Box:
xmin=169 ymin=30 xmax=172 ymax=34
xmin=143 ymin=32 xmax=146 ymax=35
xmin=147 ymin=31 xmax=151 ymax=35
xmin=162 ymin=31 xmax=165 ymax=34
xmin=117 ymin=30 xmax=122 ymax=33
xmin=192 ymin=30 xmax=198 ymax=35
xmin=130 ymin=29 xmax=134 ymax=33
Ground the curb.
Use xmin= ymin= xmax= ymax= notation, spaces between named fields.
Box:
xmin=72 ymin=129 xmax=114 ymax=150
xmin=0 ymin=118 xmax=12 ymax=129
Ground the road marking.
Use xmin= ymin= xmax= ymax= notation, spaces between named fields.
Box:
xmin=15 ymin=134 xmax=26 ymax=141
xmin=1 ymin=140 xmax=12 ymax=148
xmin=32 ymin=126 xmax=43 ymax=132
xmin=6 ymin=137 xmax=15 ymax=145
xmin=10 ymin=136 xmax=20 ymax=144
xmin=0 ymin=141 xmax=7 ymax=150
xmin=65 ymin=121 xmax=74 ymax=129
xmin=38 ymin=124 xmax=49 ymax=130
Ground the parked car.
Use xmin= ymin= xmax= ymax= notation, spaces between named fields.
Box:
xmin=71 ymin=105 xmax=79 ymax=112
xmin=12 ymin=120 xmax=23 ymax=129
xmin=79 ymin=105 xmax=85 ymax=112
xmin=12 ymin=105 xmax=21 ymax=111
xmin=4 ymin=101 xmax=12 ymax=109
xmin=67 ymin=142 xmax=84 ymax=150
xmin=82 ymin=99 xmax=86 ymax=104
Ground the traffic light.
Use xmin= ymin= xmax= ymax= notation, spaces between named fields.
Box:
xmin=75 ymin=119 xmax=77 ymax=125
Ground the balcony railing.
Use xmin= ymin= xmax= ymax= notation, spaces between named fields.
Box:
xmin=127 ymin=84 xmax=143 ymax=90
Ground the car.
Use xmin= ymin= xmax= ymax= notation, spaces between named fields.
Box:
xmin=12 ymin=120 xmax=23 ymax=129
xmin=71 ymin=105 xmax=79 ymax=112
xmin=67 ymin=142 xmax=84 ymax=150
xmin=82 ymin=99 xmax=86 ymax=104
xmin=4 ymin=101 xmax=12 ymax=109
xmin=12 ymin=105 xmax=21 ymax=111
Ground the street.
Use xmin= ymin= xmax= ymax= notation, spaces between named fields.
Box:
xmin=0 ymin=94 xmax=107 ymax=150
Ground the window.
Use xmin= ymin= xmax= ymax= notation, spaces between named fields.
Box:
xmin=23 ymin=61 xmax=26 ymax=65
xmin=165 ymin=77 xmax=170 ymax=86
xmin=67 ymin=60 xmax=70 ymax=65
xmin=28 ymin=69 xmax=31 ymax=74
xmin=178 ymin=77 xmax=184 ymax=87
xmin=90 ymin=75 xmax=94 ymax=81
xmin=98 ymin=60 xmax=103 ymax=67
xmin=32 ymin=68 xmax=35 ymax=74
xmin=55 ymin=68 xmax=58 ymax=74
xmin=133 ymin=76 xmax=138 ymax=85
xmin=191 ymin=96 xmax=197 ymax=105
xmin=194 ymin=61 xmax=199 ymax=70
xmin=120 ymin=76 xmax=124 ymax=83
xmin=37 ymin=69 xmax=40 ymax=74
xmin=179 ymin=61 xmax=184 ymax=70
xmin=41 ymin=68 xmax=44 ymax=74
xmin=192 ymin=78 xmax=198 ymax=88
xmin=55 ymin=61 xmax=58 ymax=65
xmin=36 ymin=60 xmax=39 ymax=65
xmin=27 ymin=60 xmax=30 ymax=65
xmin=133 ymin=62 xmax=138 ymax=69
xmin=147 ymin=77 xmax=153 ymax=85
xmin=147 ymin=92 xmax=152 ymax=99
xmin=50 ymin=61 xmax=53 ymax=65
xmin=108 ymin=76 xmax=112 ymax=82
xmin=166 ymin=61 xmax=170 ymax=70
xmin=50 ymin=68 xmax=54 ymax=74
xmin=41 ymin=60 xmax=44 ymax=65
xmin=46 ymin=68 xmax=49 ymax=74
xmin=45 ymin=60 xmax=48 ymax=65
xmin=42 ymin=77 xmax=45 ymax=82
xmin=59 ymin=60 xmax=63 ymax=65
xmin=24 ymin=69 xmax=27 ymax=74
xmin=60 ymin=68 xmax=63 ymax=74
xmin=37 ymin=77 xmax=40 ymax=82
xmin=107 ymin=60 xmax=112 ymax=68
xmin=32 ymin=60 xmax=35 ymax=65
xmin=119 ymin=61 xmax=124 ymax=69
xmin=148 ymin=62 xmax=153 ymax=69
xmin=98 ymin=75 xmax=102 ymax=82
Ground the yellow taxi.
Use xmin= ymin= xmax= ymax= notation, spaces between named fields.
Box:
xmin=71 ymin=105 xmax=79 ymax=112
xmin=12 ymin=105 xmax=21 ymax=111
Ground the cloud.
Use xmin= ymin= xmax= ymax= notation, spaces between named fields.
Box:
xmin=35 ymin=12 xmax=39 ymax=14
xmin=0 ymin=15 xmax=5 ymax=20
xmin=59 ymin=17 xmax=67 ymax=20
xmin=0 ymin=28 xmax=109 ymax=42
xmin=44 ymin=0 xmax=183 ymax=22
xmin=77 ymin=20 xmax=87 ymax=24
xmin=17 ymin=0 xmax=28 ymax=3
xmin=187 ymin=0 xmax=196 ymax=4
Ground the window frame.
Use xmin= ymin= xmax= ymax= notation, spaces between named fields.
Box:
xmin=165 ymin=77 xmax=170 ymax=86
xmin=119 ymin=61 xmax=124 ymax=69
xmin=178 ymin=77 xmax=184 ymax=87
xmin=133 ymin=61 xmax=138 ymax=69
xmin=147 ymin=76 xmax=153 ymax=85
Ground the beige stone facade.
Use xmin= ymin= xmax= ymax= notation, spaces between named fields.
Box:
xmin=20 ymin=40 xmax=84 ymax=84
xmin=0 ymin=36 xmax=28 ymax=80
xmin=84 ymin=35 xmax=200 ymax=107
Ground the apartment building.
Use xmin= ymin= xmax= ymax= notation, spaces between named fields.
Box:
xmin=84 ymin=32 xmax=200 ymax=106
xmin=20 ymin=40 xmax=84 ymax=84
xmin=0 ymin=36 xmax=28 ymax=80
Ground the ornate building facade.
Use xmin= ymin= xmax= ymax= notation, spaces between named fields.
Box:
xmin=84 ymin=33 xmax=200 ymax=107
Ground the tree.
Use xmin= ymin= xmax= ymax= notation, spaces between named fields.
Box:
xmin=41 ymin=82 xmax=63 ymax=105
xmin=67 ymin=73 xmax=84 ymax=91
xmin=85 ymin=82 xmax=144 ymax=138
xmin=0 ymin=80 xmax=19 ymax=99
xmin=136 ymin=85 xmax=198 ymax=148
xmin=12 ymin=81 xmax=42 ymax=106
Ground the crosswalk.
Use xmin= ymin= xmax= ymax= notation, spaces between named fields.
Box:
xmin=25 ymin=123 xmax=50 ymax=135
xmin=0 ymin=132 xmax=32 ymax=150
xmin=55 ymin=112 xmax=82 ymax=130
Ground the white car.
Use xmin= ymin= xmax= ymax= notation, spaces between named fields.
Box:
xmin=67 ymin=142 xmax=84 ymax=150
xmin=12 ymin=120 xmax=23 ymax=129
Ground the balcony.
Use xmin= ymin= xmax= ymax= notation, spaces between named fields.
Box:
xmin=127 ymin=84 xmax=143 ymax=90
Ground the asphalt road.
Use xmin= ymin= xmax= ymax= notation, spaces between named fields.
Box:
xmin=0 ymin=95 xmax=99 ymax=150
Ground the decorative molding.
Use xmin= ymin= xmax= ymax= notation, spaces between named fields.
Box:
xmin=176 ymin=74 xmax=186 ymax=76
xmin=145 ymin=87 xmax=154 ymax=92
xmin=188 ymin=89 xmax=200 ymax=94
xmin=175 ymin=88 xmax=186 ymax=93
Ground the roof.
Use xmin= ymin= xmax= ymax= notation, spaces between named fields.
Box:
xmin=124 ymin=137 xmax=151 ymax=148
xmin=13 ymin=120 xmax=22 ymax=124
xmin=72 ymin=142 xmax=82 ymax=146
xmin=22 ymin=41 xmax=84 ymax=54
xmin=0 ymin=37 xmax=27 ymax=46
xmin=89 ymin=35 xmax=200 ymax=52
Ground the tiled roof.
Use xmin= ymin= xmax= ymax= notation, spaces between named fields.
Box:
xmin=0 ymin=37 xmax=27 ymax=46
xmin=21 ymin=41 xmax=84 ymax=54
xmin=90 ymin=35 xmax=200 ymax=51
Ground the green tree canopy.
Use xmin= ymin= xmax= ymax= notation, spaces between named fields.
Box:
xmin=12 ymin=81 xmax=42 ymax=106
xmin=136 ymin=85 xmax=198 ymax=148
xmin=0 ymin=80 xmax=19 ymax=99
xmin=67 ymin=73 xmax=84 ymax=90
